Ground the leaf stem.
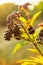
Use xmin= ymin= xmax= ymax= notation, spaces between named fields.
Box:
xmin=16 ymin=20 xmax=43 ymax=57
xmin=20 ymin=24 xmax=43 ymax=57
xmin=33 ymin=42 xmax=43 ymax=57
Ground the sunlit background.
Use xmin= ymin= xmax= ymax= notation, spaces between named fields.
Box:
xmin=0 ymin=0 xmax=42 ymax=5
xmin=0 ymin=0 xmax=43 ymax=10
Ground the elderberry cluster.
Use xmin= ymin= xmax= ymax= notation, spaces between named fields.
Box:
xmin=4 ymin=24 xmax=22 ymax=40
xmin=4 ymin=10 xmax=22 ymax=41
xmin=4 ymin=29 xmax=12 ymax=40
xmin=4 ymin=2 xmax=35 ymax=41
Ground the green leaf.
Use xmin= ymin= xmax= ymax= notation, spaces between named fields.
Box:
xmin=27 ymin=48 xmax=38 ymax=53
xmin=19 ymin=16 xmax=27 ymax=23
xmin=12 ymin=40 xmax=28 ymax=55
xmin=19 ymin=16 xmax=28 ymax=27
xmin=34 ymin=27 xmax=41 ymax=38
xmin=21 ymin=33 xmax=29 ymax=39
xmin=12 ymin=43 xmax=21 ymax=55
xmin=31 ymin=11 xmax=42 ymax=26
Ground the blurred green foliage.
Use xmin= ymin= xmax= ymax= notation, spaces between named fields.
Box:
xmin=0 ymin=3 xmax=18 ymax=26
xmin=30 ymin=1 xmax=43 ymax=19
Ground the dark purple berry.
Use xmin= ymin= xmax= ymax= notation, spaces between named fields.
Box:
xmin=28 ymin=26 xmax=35 ymax=34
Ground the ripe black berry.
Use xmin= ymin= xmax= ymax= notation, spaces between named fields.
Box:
xmin=28 ymin=26 xmax=35 ymax=34
xmin=4 ymin=30 xmax=12 ymax=41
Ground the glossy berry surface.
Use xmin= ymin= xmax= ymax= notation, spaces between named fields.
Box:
xmin=4 ymin=30 xmax=12 ymax=40
xmin=28 ymin=26 xmax=35 ymax=34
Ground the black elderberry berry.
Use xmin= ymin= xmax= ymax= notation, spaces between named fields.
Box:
xmin=4 ymin=30 xmax=12 ymax=41
xmin=28 ymin=26 xmax=35 ymax=34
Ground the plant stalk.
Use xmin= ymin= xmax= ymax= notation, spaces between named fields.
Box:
xmin=21 ymin=24 xmax=43 ymax=57
xmin=16 ymin=20 xmax=43 ymax=57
